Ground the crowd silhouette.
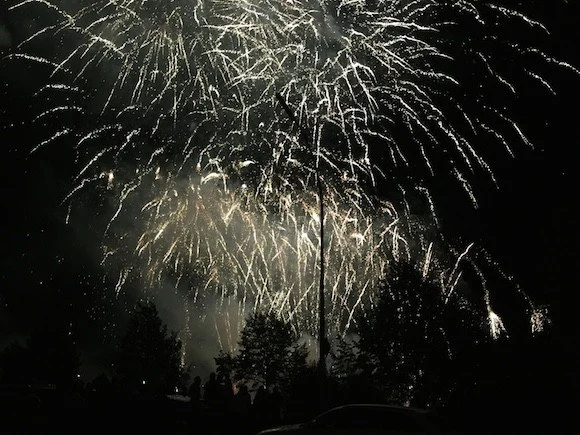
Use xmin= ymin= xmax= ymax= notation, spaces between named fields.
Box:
xmin=185 ymin=372 xmax=285 ymax=433
xmin=1 ymin=301 xmax=573 ymax=433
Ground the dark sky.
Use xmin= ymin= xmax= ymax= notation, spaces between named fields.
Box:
xmin=1 ymin=2 xmax=579 ymax=379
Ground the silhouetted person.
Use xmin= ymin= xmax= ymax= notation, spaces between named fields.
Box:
xmin=233 ymin=384 xmax=251 ymax=415
xmin=233 ymin=384 xmax=252 ymax=432
xmin=224 ymin=374 xmax=234 ymax=399
xmin=186 ymin=375 xmax=202 ymax=428
xmin=224 ymin=374 xmax=234 ymax=413
xmin=216 ymin=373 xmax=227 ymax=414
xmin=188 ymin=376 xmax=201 ymax=403
xmin=270 ymin=386 xmax=283 ymax=424
xmin=253 ymin=385 xmax=269 ymax=428
xmin=204 ymin=372 xmax=218 ymax=409
xmin=88 ymin=373 xmax=113 ymax=403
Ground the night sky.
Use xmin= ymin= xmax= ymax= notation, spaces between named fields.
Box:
xmin=1 ymin=2 xmax=579 ymax=381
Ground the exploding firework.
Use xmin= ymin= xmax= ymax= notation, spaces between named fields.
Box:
xmin=6 ymin=0 xmax=571 ymax=344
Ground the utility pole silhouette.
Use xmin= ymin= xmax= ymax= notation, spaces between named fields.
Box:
xmin=276 ymin=93 xmax=327 ymax=407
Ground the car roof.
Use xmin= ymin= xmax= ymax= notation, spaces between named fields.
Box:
xmin=313 ymin=404 xmax=440 ymax=431
xmin=321 ymin=404 xmax=431 ymax=414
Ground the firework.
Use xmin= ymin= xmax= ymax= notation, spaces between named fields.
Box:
xmin=7 ymin=0 xmax=572 ymax=343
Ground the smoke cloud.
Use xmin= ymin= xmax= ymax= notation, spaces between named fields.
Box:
xmin=0 ymin=25 xmax=12 ymax=49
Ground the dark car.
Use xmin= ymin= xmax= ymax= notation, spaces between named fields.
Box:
xmin=257 ymin=403 xmax=441 ymax=434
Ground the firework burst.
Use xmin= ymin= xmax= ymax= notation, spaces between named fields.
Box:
xmin=5 ymin=0 xmax=573 ymax=344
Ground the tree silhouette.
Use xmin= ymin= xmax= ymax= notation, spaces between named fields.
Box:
xmin=0 ymin=319 xmax=79 ymax=389
xmin=115 ymin=300 xmax=186 ymax=396
xmin=214 ymin=349 xmax=235 ymax=380
xmin=0 ymin=342 xmax=34 ymax=385
xmin=343 ymin=260 xmax=475 ymax=406
xmin=27 ymin=320 xmax=80 ymax=389
xmin=222 ymin=311 xmax=307 ymax=389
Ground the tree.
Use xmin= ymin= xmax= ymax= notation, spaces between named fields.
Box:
xmin=115 ymin=300 xmax=186 ymax=396
xmin=0 ymin=342 xmax=34 ymax=384
xmin=0 ymin=319 xmax=80 ymax=389
xmin=27 ymin=320 xmax=80 ymax=389
xmin=224 ymin=311 xmax=307 ymax=389
xmin=214 ymin=349 xmax=235 ymax=380
xmin=348 ymin=261 xmax=473 ymax=406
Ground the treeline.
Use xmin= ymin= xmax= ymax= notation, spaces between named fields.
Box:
xmin=0 ymin=301 xmax=186 ymax=396
xmin=0 ymin=260 xmax=570 ymax=432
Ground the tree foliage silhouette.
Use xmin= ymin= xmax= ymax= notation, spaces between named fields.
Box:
xmin=337 ymin=260 xmax=474 ymax=405
xmin=0 ymin=342 xmax=34 ymax=385
xmin=115 ymin=301 xmax=185 ymax=396
xmin=220 ymin=311 xmax=307 ymax=389
xmin=0 ymin=319 xmax=79 ymax=389
xmin=28 ymin=321 xmax=80 ymax=389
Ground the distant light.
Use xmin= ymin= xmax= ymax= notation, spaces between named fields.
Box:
xmin=142 ymin=380 xmax=146 ymax=385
